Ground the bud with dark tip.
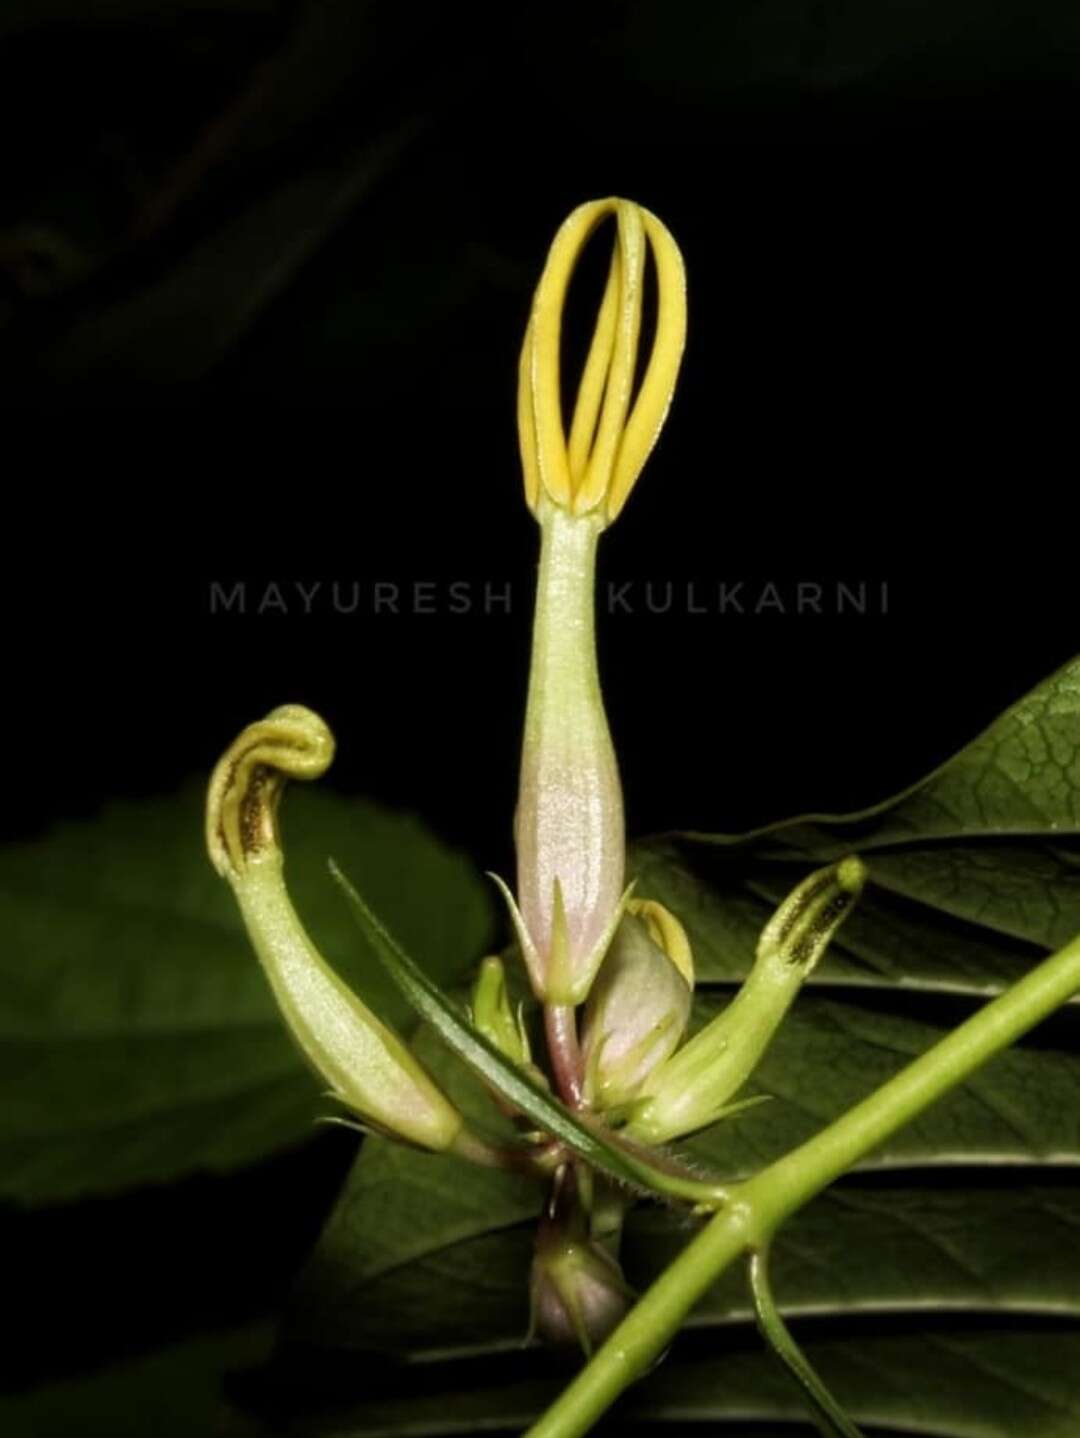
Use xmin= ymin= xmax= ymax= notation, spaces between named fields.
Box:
xmin=625 ymin=857 xmax=867 ymax=1145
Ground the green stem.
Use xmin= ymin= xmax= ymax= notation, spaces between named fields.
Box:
xmin=525 ymin=929 xmax=1080 ymax=1438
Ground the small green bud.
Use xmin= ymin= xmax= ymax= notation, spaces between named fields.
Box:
xmin=626 ymin=857 xmax=867 ymax=1145
xmin=529 ymin=1179 xmax=634 ymax=1356
xmin=470 ymin=956 xmax=556 ymax=1116
xmin=207 ymin=706 xmax=466 ymax=1155
xmin=582 ymin=900 xmax=693 ymax=1113
xmin=471 ymin=955 xmax=532 ymax=1067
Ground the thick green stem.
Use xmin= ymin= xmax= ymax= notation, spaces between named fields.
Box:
xmin=525 ymin=929 xmax=1080 ymax=1438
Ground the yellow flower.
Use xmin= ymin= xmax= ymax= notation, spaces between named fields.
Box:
xmin=518 ymin=196 xmax=686 ymax=525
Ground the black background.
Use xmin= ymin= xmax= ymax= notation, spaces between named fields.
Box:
xmin=1 ymin=0 xmax=1077 ymax=1422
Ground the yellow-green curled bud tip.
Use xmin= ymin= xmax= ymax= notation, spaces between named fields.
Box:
xmin=206 ymin=704 xmax=334 ymax=882
xmin=518 ymin=197 xmax=686 ymax=527
xmin=836 ymin=855 xmax=868 ymax=894
xmin=205 ymin=707 xmax=464 ymax=1155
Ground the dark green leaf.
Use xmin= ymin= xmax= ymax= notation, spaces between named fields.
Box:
xmin=239 ymin=1331 xmax=1080 ymax=1437
xmin=632 ymin=655 xmax=1080 ymax=990
xmin=0 ymin=1321 xmax=273 ymax=1438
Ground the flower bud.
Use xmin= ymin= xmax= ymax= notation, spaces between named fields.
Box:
xmin=471 ymin=955 xmax=532 ymax=1067
xmin=626 ymin=857 xmax=867 ymax=1145
xmin=529 ymin=1183 xmax=634 ymax=1355
xmin=206 ymin=706 xmax=466 ymax=1155
xmin=582 ymin=900 xmax=694 ymax=1113
xmin=469 ymin=953 xmax=554 ymax=1097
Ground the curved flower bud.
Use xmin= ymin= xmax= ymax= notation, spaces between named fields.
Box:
xmin=529 ymin=1178 xmax=634 ymax=1355
xmin=626 ymin=857 xmax=867 ymax=1146
xmin=206 ymin=706 xmax=466 ymax=1154
xmin=581 ymin=900 xmax=694 ymax=1113
xmin=518 ymin=197 xmax=687 ymax=525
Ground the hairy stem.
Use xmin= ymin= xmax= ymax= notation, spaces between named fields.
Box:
xmin=526 ymin=928 xmax=1080 ymax=1437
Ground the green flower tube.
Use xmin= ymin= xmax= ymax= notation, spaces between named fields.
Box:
xmin=206 ymin=705 xmax=468 ymax=1154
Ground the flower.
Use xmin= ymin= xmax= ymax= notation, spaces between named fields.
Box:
xmin=497 ymin=198 xmax=687 ymax=1011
